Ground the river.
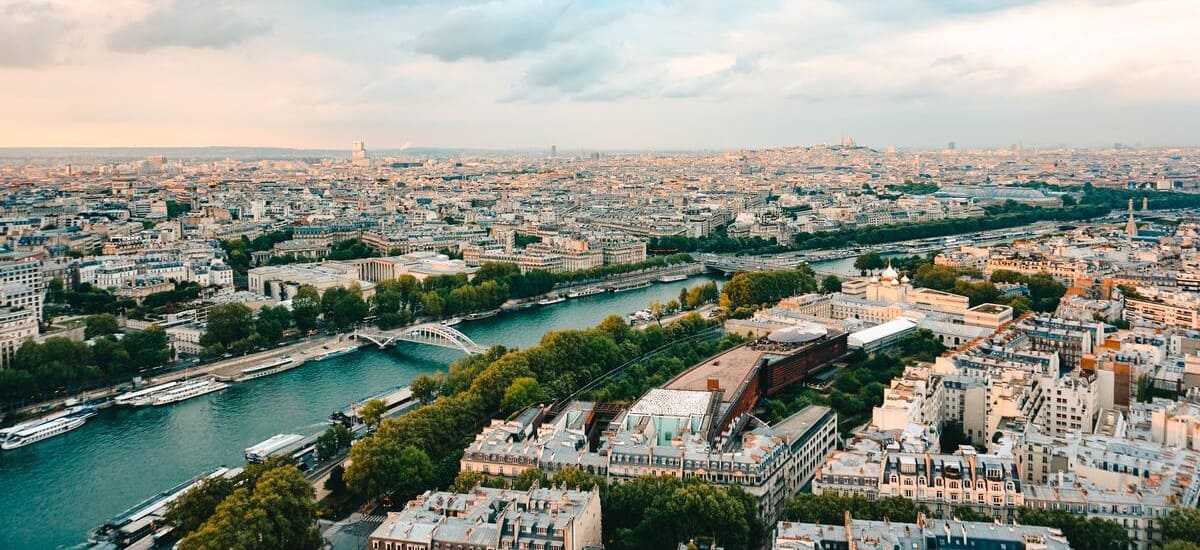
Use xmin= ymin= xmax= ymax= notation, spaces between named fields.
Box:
xmin=807 ymin=253 xmax=910 ymax=277
xmin=0 ymin=274 xmax=722 ymax=549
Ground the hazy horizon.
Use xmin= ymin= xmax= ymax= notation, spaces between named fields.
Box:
xmin=2 ymin=0 xmax=1198 ymax=150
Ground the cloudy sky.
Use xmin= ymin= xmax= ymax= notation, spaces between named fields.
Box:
xmin=1 ymin=0 xmax=1197 ymax=150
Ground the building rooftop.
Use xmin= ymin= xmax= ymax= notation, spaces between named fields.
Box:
xmin=627 ymin=388 xmax=716 ymax=419
xmin=663 ymin=345 xmax=765 ymax=400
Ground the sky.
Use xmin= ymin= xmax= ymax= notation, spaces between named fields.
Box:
xmin=1 ymin=0 xmax=1198 ymax=150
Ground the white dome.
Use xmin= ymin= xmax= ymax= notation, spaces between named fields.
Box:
xmin=768 ymin=323 xmax=828 ymax=344
xmin=901 ymin=275 xmax=910 ymax=283
xmin=881 ymin=265 xmax=898 ymax=280
xmin=870 ymin=276 xmax=879 ymax=283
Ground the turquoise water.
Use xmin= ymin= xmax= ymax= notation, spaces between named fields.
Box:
xmin=0 ymin=275 xmax=721 ymax=549
xmin=809 ymin=253 xmax=909 ymax=276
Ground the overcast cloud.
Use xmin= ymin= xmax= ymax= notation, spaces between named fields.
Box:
xmin=0 ymin=0 xmax=1196 ymax=149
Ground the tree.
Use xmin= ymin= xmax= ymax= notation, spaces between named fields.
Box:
xmin=410 ymin=372 xmax=443 ymax=403
xmin=200 ymin=343 xmax=226 ymax=360
xmin=178 ymin=466 xmax=322 ymax=550
xmin=549 ymin=467 xmax=605 ymax=492
xmin=345 ymin=442 xmax=434 ymax=501
xmin=165 ymin=477 xmax=236 ymax=538
xmin=913 ymin=264 xmax=960 ymax=292
xmin=1017 ymin=507 xmax=1130 ymax=550
xmin=821 ymin=275 xmax=842 ymax=294
xmin=92 ymin=336 xmax=131 ymax=376
xmin=1162 ymin=542 xmax=1200 ymax=550
xmin=989 ymin=269 xmax=1028 ymax=284
xmin=201 ymin=303 xmax=255 ymax=349
xmin=451 ymin=471 xmax=488 ymax=493
xmin=514 ymin=468 xmax=548 ymax=490
xmin=501 ymin=376 xmax=547 ymax=415
xmin=649 ymin=300 xmax=665 ymax=322
xmin=606 ymin=476 xmax=762 ymax=550
xmin=122 ymin=327 xmax=173 ymax=370
xmin=324 ymin=464 xmax=346 ymax=494
xmin=721 ymin=268 xmax=816 ymax=310
xmin=359 ymin=398 xmax=388 ymax=429
xmin=679 ymin=287 xmax=691 ymax=310
xmin=84 ymin=313 xmax=120 ymax=339
xmin=1161 ymin=507 xmax=1200 ymax=545
xmin=256 ymin=306 xmax=293 ymax=344
xmin=316 ymin=423 xmax=353 ymax=461
xmin=322 ymin=286 xmax=368 ymax=330
xmin=291 ymin=285 xmax=321 ymax=332
xmin=854 ymin=252 xmax=886 ymax=272
xmin=1027 ymin=272 xmax=1067 ymax=312
xmin=420 ymin=291 xmax=445 ymax=318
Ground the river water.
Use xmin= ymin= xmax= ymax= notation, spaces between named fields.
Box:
xmin=0 ymin=275 xmax=722 ymax=549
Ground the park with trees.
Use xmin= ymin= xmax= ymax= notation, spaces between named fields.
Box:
xmin=0 ymin=325 xmax=172 ymax=406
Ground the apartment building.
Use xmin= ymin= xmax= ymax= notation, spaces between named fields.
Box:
xmin=462 ymin=399 xmax=839 ymax=523
xmin=367 ymin=486 xmax=602 ymax=550
xmin=1125 ymin=296 xmax=1200 ymax=330
xmin=247 ymin=262 xmax=376 ymax=301
xmin=985 ymin=253 xmax=1091 ymax=283
xmin=1031 ymin=373 xmax=1098 ymax=438
xmin=773 ymin=516 xmax=1071 ymax=550
xmin=0 ymin=307 xmax=39 ymax=366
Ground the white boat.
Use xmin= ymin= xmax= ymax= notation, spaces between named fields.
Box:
xmin=566 ymin=287 xmax=604 ymax=299
xmin=313 ymin=345 xmax=358 ymax=362
xmin=89 ymin=466 xmax=241 ymax=547
xmin=441 ymin=317 xmax=463 ymax=327
xmin=463 ymin=309 xmax=499 ymax=321
xmin=628 ymin=309 xmax=654 ymax=323
xmin=611 ymin=281 xmax=652 ymax=293
xmin=233 ymin=356 xmax=298 ymax=382
xmin=1 ymin=416 xmax=87 ymax=450
xmin=0 ymin=405 xmax=96 ymax=447
xmin=114 ymin=381 xmax=181 ymax=407
xmin=537 ymin=295 xmax=566 ymax=306
xmin=657 ymin=273 xmax=688 ymax=283
xmin=245 ymin=433 xmax=307 ymax=463
xmin=150 ymin=379 xmax=228 ymax=406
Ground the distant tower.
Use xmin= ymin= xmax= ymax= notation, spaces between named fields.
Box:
xmin=947 ymin=141 xmax=956 ymax=151
xmin=146 ymin=154 xmax=166 ymax=172
xmin=1142 ymin=196 xmax=1148 ymax=211
xmin=352 ymin=141 xmax=369 ymax=167
xmin=1126 ymin=198 xmax=1138 ymax=237
xmin=551 ymin=145 xmax=557 ymax=158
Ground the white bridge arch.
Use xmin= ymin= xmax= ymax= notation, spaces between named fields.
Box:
xmin=351 ymin=323 xmax=487 ymax=355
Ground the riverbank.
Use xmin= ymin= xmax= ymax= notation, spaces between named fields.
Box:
xmin=8 ymin=262 xmax=712 ymax=421
xmin=8 ymin=333 xmax=350 ymax=419
xmin=0 ymin=273 xmax=723 ymax=549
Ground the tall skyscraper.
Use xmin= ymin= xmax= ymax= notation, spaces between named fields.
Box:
xmin=947 ymin=141 xmax=956 ymax=150
xmin=352 ymin=141 xmax=369 ymax=167
xmin=551 ymin=145 xmax=557 ymax=158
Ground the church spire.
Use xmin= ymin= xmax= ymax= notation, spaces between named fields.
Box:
xmin=1126 ymin=198 xmax=1138 ymax=237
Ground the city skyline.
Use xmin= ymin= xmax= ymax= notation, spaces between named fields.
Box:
xmin=2 ymin=0 xmax=1198 ymax=150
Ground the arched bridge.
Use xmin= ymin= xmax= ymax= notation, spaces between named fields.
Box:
xmin=351 ymin=323 xmax=487 ymax=355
